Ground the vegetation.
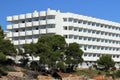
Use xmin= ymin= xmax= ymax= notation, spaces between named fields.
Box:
xmin=23 ymin=35 xmax=83 ymax=73
xmin=97 ymin=54 xmax=115 ymax=71
xmin=0 ymin=26 xmax=16 ymax=76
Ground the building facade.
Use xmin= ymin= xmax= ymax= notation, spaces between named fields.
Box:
xmin=6 ymin=8 xmax=120 ymax=68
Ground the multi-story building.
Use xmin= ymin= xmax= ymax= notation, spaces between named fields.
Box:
xmin=6 ymin=8 xmax=120 ymax=68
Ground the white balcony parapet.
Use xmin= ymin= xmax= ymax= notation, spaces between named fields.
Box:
xmin=26 ymin=13 xmax=32 ymax=18
xmin=13 ymin=24 xmax=19 ymax=29
xmin=7 ymin=16 xmax=12 ymax=21
xmin=33 ymin=21 xmax=39 ymax=26
xmin=47 ymin=19 xmax=55 ymax=24
xmin=40 ymin=20 xmax=46 ymax=25
xmin=19 ymin=23 xmax=25 ymax=28
xmin=13 ymin=15 xmax=18 ymax=21
xmin=39 ymin=11 xmax=46 ymax=16
xmin=33 ymin=10 xmax=39 ymax=18
xmin=19 ymin=14 xmax=25 ymax=20
xmin=26 ymin=22 xmax=32 ymax=27
xmin=47 ymin=10 xmax=56 ymax=15
xmin=7 ymin=25 xmax=12 ymax=30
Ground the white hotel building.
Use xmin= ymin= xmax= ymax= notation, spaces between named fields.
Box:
xmin=6 ymin=8 xmax=120 ymax=68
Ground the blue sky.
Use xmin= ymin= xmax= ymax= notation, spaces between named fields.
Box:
xmin=1 ymin=0 xmax=120 ymax=30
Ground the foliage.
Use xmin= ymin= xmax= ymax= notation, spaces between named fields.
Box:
xmin=0 ymin=66 xmax=8 ymax=76
xmin=0 ymin=52 xmax=6 ymax=63
xmin=30 ymin=61 xmax=39 ymax=71
xmin=0 ymin=26 xmax=16 ymax=56
xmin=97 ymin=54 xmax=115 ymax=71
xmin=65 ymin=43 xmax=83 ymax=72
xmin=23 ymin=35 xmax=83 ymax=73
xmin=0 ymin=39 xmax=16 ymax=56
xmin=114 ymin=70 xmax=120 ymax=78
xmin=0 ymin=26 xmax=4 ymax=39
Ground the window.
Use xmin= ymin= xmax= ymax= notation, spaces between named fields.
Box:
xmin=22 ymin=29 xmax=25 ymax=31
xmin=83 ymin=29 xmax=86 ymax=32
xmin=69 ymin=35 xmax=73 ymax=39
xmin=83 ymin=21 xmax=87 ymax=24
xmin=79 ymin=37 xmax=82 ymax=40
xmin=96 ymin=31 xmax=100 ymax=34
xmin=36 ymin=27 xmax=39 ymax=30
xmin=84 ymin=37 xmax=87 ymax=40
xmin=40 ymin=17 xmax=46 ymax=20
xmin=79 ymin=28 xmax=82 ymax=32
xmin=84 ymin=53 xmax=87 ymax=56
xmin=92 ymin=30 xmax=95 ymax=34
xmin=64 ymin=35 xmax=68 ymax=38
xmin=69 ymin=26 xmax=73 ymax=30
xmin=74 ymin=36 xmax=78 ymax=39
xmin=88 ymin=30 xmax=91 ymax=33
xmin=97 ymin=54 xmax=100 ymax=57
xmin=113 ymin=55 xmax=115 ymax=58
xmin=92 ymin=23 xmax=95 ymax=26
xmin=101 ymin=24 xmax=103 ymax=28
xmin=63 ymin=26 xmax=67 ymax=30
xmin=63 ymin=18 xmax=67 ymax=22
xmin=40 ymin=25 xmax=46 ymax=29
xmin=15 ymin=29 xmax=18 ymax=32
xmin=88 ymin=38 xmax=91 ymax=41
xmin=22 ymin=20 xmax=25 ymax=23
xmin=96 ymin=23 xmax=99 ymax=27
xmin=68 ymin=18 xmax=73 ymax=22
xmin=74 ymin=27 xmax=78 ymax=31
xmin=74 ymin=19 xmax=78 ymax=23
xmin=88 ymin=22 xmax=91 ymax=25
xmin=93 ymin=54 xmax=96 ymax=57
xmin=78 ymin=20 xmax=82 ymax=23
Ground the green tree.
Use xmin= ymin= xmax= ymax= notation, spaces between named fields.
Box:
xmin=0 ymin=26 xmax=16 ymax=56
xmin=37 ymin=35 xmax=66 ymax=69
xmin=97 ymin=54 xmax=115 ymax=71
xmin=65 ymin=43 xmax=83 ymax=72
xmin=0 ymin=26 xmax=4 ymax=39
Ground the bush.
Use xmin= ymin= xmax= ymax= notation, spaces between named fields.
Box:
xmin=30 ymin=61 xmax=39 ymax=71
xmin=114 ymin=70 xmax=120 ymax=78
xmin=0 ymin=66 xmax=8 ymax=76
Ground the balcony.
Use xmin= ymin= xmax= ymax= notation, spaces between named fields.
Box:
xmin=26 ymin=39 xmax=32 ymax=44
xmin=13 ymin=33 xmax=19 ymax=37
xmin=19 ymin=14 xmax=25 ymax=20
xmin=40 ymin=29 xmax=46 ymax=34
xmin=33 ymin=39 xmax=38 ymax=43
xmin=19 ymin=23 xmax=25 ymax=28
xmin=33 ymin=21 xmax=39 ymax=26
xmin=13 ymin=24 xmax=19 ymax=29
xmin=33 ymin=11 xmax=39 ymax=18
xmin=13 ymin=15 xmax=18 ymax=21
xmin=19 ymin=32 xmax=25 ymax=36
xmin=47 ymin=19 xmax=55 ymax=24
xmin=33 ymin=30 xmax=39 ymax=35
xmin=47 ymin=10 xmax=56 ymax=16
xmin=26 ymin=22 xmax=32 ymax=27
xmin=7 ymin=32 xmax=12 ymax=37
xmin=26 ymin=31 xmax=32 ymax=35
xmin=19 ymin=40 xmax=25 ymax=44
xmin=39 ymin=11 xmax=46 ymax=16
xmin=13 ymin=41 xmax=19 ymax=45
xmin=40 ymin=20 xmax=46 ymax=25
xmin=26 ymin=13 xmax=32 ymax=19
xmin=47 ymin=28 xmax=56 ymax=33
xmin=7 ymin=16 xmax=12 ymax=21
xmin=7 ymin=25 xmax=12 ymax=30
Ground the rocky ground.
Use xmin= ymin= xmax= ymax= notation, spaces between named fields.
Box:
xmin=1 ymin=66 xmax=120 ymax=80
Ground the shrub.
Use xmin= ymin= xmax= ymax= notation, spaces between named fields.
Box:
xmin=0 ymin=66 xmax=8 ymax=76
xmin=114 ymin=70 xmax=120 ymax=78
